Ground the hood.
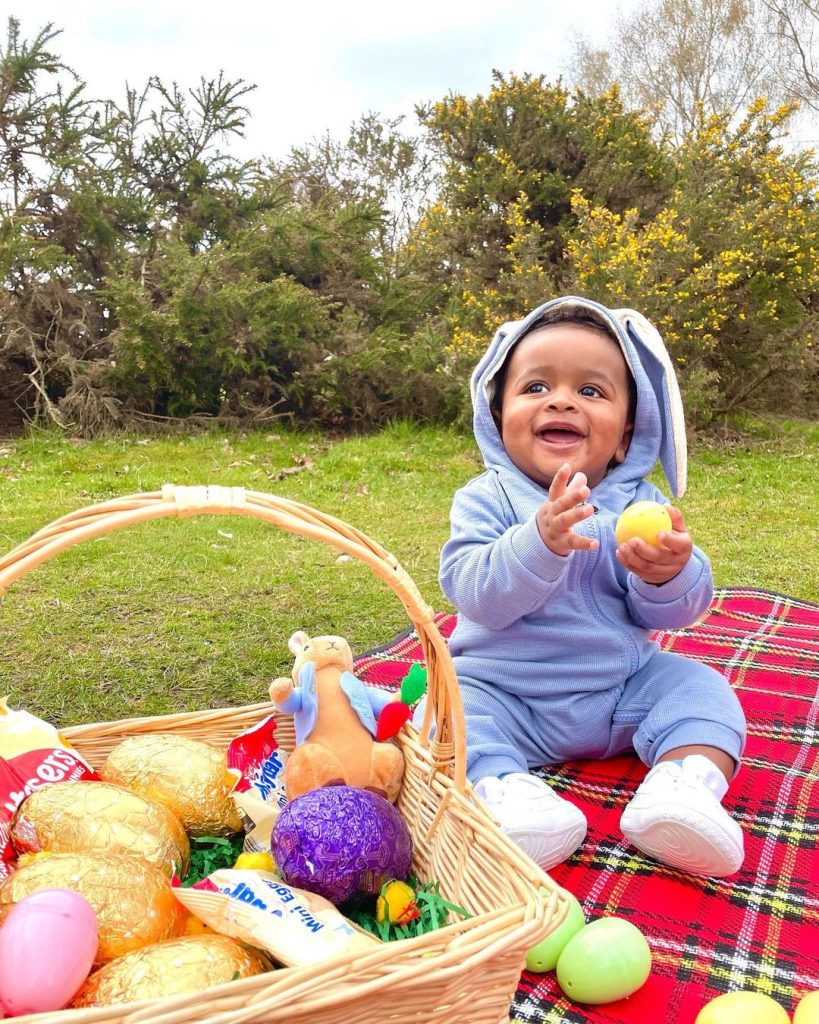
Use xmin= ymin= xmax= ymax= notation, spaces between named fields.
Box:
xmin=470 ymin=296 xmax=687 ymax=516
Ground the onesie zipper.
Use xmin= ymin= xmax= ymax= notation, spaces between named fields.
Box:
xmin=579 ymin=511 xmax=641 ymax=678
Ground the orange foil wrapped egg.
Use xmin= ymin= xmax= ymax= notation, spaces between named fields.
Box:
xmin=10 ymin=779 xmax=189 ymax=877
xmin=71 ymin=934 xmax=273 ymax=1008
xmin=100 ymin=734 xmax=243 ymax=837
xmin=0 ymin=852 xmax=187 ymax=965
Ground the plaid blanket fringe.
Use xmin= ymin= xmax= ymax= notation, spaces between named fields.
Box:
xmin=353 ymin=587 xmax=819 ymax=1024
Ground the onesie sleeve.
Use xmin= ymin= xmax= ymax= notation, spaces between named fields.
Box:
xmin=625 ymin=545 xmax=714 ymax=629
xmin=439 ymin=476 xmax=571 ymax=629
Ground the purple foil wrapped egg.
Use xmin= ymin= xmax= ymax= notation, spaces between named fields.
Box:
xmin=271 ymin=786 xmax=413 ymax=904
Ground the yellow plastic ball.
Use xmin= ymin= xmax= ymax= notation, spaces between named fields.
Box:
xmin=695 ymin=991 xmax=791 ymax=1024
xmin=794 ymin=992 xmax=819 ymax=1024
xmin=615 ymin=500 xmax=673 ymax=547
xmin=233 ymin=851 xmax=277 ymax=873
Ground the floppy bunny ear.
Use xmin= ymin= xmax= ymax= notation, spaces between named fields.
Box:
xmin=470 ymin=319 xmax=524 ymax=408
xmin=611 ymin=308 xmax=688 ymax=497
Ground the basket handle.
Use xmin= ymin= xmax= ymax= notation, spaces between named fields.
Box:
xmin=0 ymin=484 xmax=466 ymax=792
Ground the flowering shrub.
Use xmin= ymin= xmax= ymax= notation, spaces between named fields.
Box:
xmin=2 ymin=23 xmax=816 ymax=433
xmin=432 ymin=95 xmax=819 ymax=424
xmin=566 ymin=103 xmax=819 ymax=419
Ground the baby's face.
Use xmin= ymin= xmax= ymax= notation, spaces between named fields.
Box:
xmin=498 ymin=323 xmax=633 ymax=490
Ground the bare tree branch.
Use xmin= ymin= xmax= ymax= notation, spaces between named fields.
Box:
xmin=761 ymin=0 xmax=819 ymax=111
xmin=569 ymin=0 xmax=801 ymax=140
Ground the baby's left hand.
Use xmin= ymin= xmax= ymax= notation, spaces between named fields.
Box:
xmin=615 ymin=505 xmax=693 ymax=585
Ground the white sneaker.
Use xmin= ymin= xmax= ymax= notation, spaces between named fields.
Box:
xmin=474 ymin=773 xmax=587 ymax=871
xmin=620 ymin=760 xmax=744 ymax=877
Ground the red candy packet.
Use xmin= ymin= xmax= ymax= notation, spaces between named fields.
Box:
xmin=226 ymin=714 xmax=287 ymax=853
xmin=0 ymin=698 xmax=97 ymax=871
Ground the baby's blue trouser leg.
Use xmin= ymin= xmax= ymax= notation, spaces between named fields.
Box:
xmin=412 ymin=685 xmax=533 ymax=782
xmin=414 ymin=650 xmax=745 ymax=783
xmin=607 ymin=650 xmax=746 ymax=776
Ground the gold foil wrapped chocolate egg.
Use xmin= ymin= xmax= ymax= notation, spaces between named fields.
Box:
xmin=100 ymin=734 xmax=243 ymax=837
xmin=0 ymin=852 xmax=187 ymax=964
xmin=10 ymin=780 xmax=190 ymax=877
xmin=71 ymin=934 xmax=273 ymax=1008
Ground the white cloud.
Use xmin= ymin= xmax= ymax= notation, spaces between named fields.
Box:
xmin=17 ymin=0 xmax=627 ymax=159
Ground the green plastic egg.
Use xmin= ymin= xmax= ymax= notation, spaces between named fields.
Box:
xmin=526 ymin=890 xmax=586 ymax=972
xmin=556 ymin=917 xmax=651 ymax=1004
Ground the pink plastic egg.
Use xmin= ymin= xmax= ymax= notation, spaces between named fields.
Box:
xmin=0 ymin=888 xmax=99 ymax=1015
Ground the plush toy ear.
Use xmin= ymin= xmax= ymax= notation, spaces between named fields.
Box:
xmin=288 ymin=630 xmax=310 ymax=656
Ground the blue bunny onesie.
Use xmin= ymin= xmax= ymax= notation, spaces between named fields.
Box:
xmin=442 ymin=297 xmax=746 ymax=783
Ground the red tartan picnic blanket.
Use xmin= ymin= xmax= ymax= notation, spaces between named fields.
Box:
xmin=353 ymin=587 xmax=819 ymax=1023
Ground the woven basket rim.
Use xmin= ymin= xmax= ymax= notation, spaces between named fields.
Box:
xmin=0 ymin=485 xmax=565 ymax=1024
xmin=0 ymin=484 xmax=466 ymax=788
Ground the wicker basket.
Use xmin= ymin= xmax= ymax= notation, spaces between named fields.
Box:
xmin=0 ymin=485 xmax=564 ymax=1024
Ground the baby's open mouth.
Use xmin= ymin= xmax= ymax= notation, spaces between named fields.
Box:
xmin=538 ymin=426 xmax=584 ymax=445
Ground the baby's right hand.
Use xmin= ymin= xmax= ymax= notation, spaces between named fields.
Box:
xmin=536 ymin=463 xmax=598 ymax=556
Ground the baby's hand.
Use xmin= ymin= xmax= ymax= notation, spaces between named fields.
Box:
xmin=536 ymin=463 xmax=598 ymax=556
xmin=615 ymin=505 xmax=692 ymax=584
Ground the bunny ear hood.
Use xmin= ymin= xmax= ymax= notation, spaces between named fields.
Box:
xmin=470 ymin=296 xmax=687 ymax=516
xmin=610 ymin=306 xmax=687 ymax=497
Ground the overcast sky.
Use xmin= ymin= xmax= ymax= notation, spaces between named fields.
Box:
xmin=15 ymin=0 xmax=632 ymax=161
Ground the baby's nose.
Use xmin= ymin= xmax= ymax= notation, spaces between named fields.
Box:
xmin=546 ymin=387 xmax=576 ymax=408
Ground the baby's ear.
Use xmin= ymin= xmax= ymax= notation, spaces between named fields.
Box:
xmin=615 ymin=421 xmax=634 ymax=464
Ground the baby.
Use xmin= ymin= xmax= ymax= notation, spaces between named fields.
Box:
xmin=441 ymin=296 xmax=746 ymax=877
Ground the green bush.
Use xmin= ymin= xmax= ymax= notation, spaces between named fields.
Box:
xmin=2 ymin=22 xmax=817 ymax=435
xmin=425 ymin=93 xmax=819 ymax=424
xmin=105 ymin=241 xmax=333 ymax=418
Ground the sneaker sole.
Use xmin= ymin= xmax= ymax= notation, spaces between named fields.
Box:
xmin=622 ymin=816 xmax=743 ymax=877
xmin=506 ymin=819 xmax=587 ymax=872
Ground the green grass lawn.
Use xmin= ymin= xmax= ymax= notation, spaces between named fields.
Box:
xmin=0 ymin=419 xmax=816 ymax=729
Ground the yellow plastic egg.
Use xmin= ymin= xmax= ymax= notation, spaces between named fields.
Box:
xmin=615 ymin=500 xmax=673 ymax=547
xmin=795 ymin=992 xmax=819 ymax=1024
xmin=183 ymin=914 xmax=213 ymax=935
xmin=234 ymin=851 xmax=277 ymax=873
xmin=695 ymin=991 xmax=791 ymax=1024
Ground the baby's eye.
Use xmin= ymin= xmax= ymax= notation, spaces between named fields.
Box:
xmin=579 ymin=385 xmax=604 ymax=398
xmin=525 ymin=382 xmax=548 ymax=394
